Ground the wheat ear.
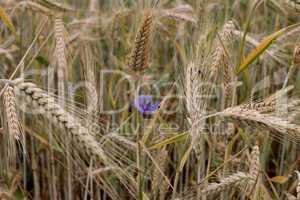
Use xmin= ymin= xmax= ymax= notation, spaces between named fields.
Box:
xmin=2 ymin=84 xmax=24 ymax=169
xmin=12 ymin=79 xmax=107 ymax=161
xmin=3 ymin=85 xmax=22 ymax=141
xmin=220 ymin=105 xmax=300 ymax=143
xmin=248 ymin=145 xmax=260 ymax=196
xmin=249 ymin=145 xmax=260 ymax=181
xmin=54 ymin=13 xmax=68 ymax=80
xmin=185 ymin=61 xmax=208 ymax=160
xmin=12 ymin=79 xmax=138 ymax=198
xmin=128 ymin=9 xmax=153 ymax=71
xmin=184 ymin=172 xmax=253 ymax=199
xmin=241 ymin=86 xmax=298 ymax=113
xmin=216 ymin=21 xmax=236 ymax=107
xmin=211 ymin=21 xmax=235 ymax=72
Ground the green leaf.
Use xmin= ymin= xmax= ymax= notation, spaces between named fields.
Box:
xmin=148 ymin=132 xmax=189 ymax=150
xmin=178 ymin=144 xmax=193 ymax=172
xmin=270 ymin=176 xmax=289 ymax=184
xmin=0 ymin=6 xmax=16 ymax=36
xmin=237 ymin=23 xmax=300 ymax=74
xmin=36 ymin=56 xmax=49 ymax=66
xmin=142 ymin=192 xmax=150 ymax=200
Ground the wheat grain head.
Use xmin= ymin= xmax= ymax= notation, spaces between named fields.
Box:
xmin=183 ymin=172 xmax=253 ymax=199
xmin=127 ymin=9 xmax=153 ymax=71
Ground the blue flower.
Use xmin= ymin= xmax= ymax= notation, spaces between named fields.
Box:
xmin=132 ymin=95 xmax=160 ymax=114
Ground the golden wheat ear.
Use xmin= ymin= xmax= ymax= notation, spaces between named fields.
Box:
xmin=3 ymin=85 xmax=23 ymax=141
xmin=127 ymin=9 xmax=153 ymax=71
xmin=2 ymin=84 xmax=24 ymax=169
xmin=183 ymin=172 xmax=253 ymax=199
xmin=247 ymin=145 xmax=260 ymax=196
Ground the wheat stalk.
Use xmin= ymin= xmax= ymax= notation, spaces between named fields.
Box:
xmin=127 ymin=9 xmax=153 ymax=71
xmin=295 ymin=171 xmax=300 ymax=200
xmin=54 ymin=13 xmax=68 ymax=81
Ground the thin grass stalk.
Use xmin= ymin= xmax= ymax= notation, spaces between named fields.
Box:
xmin=295 ymin=171 xmax=300 ymax=200
xmin=30 ymin=137 xmax=41 ymax=200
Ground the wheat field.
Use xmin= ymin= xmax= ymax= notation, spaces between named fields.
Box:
xmin=1 ymin=0 xmax=300 ymax=199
